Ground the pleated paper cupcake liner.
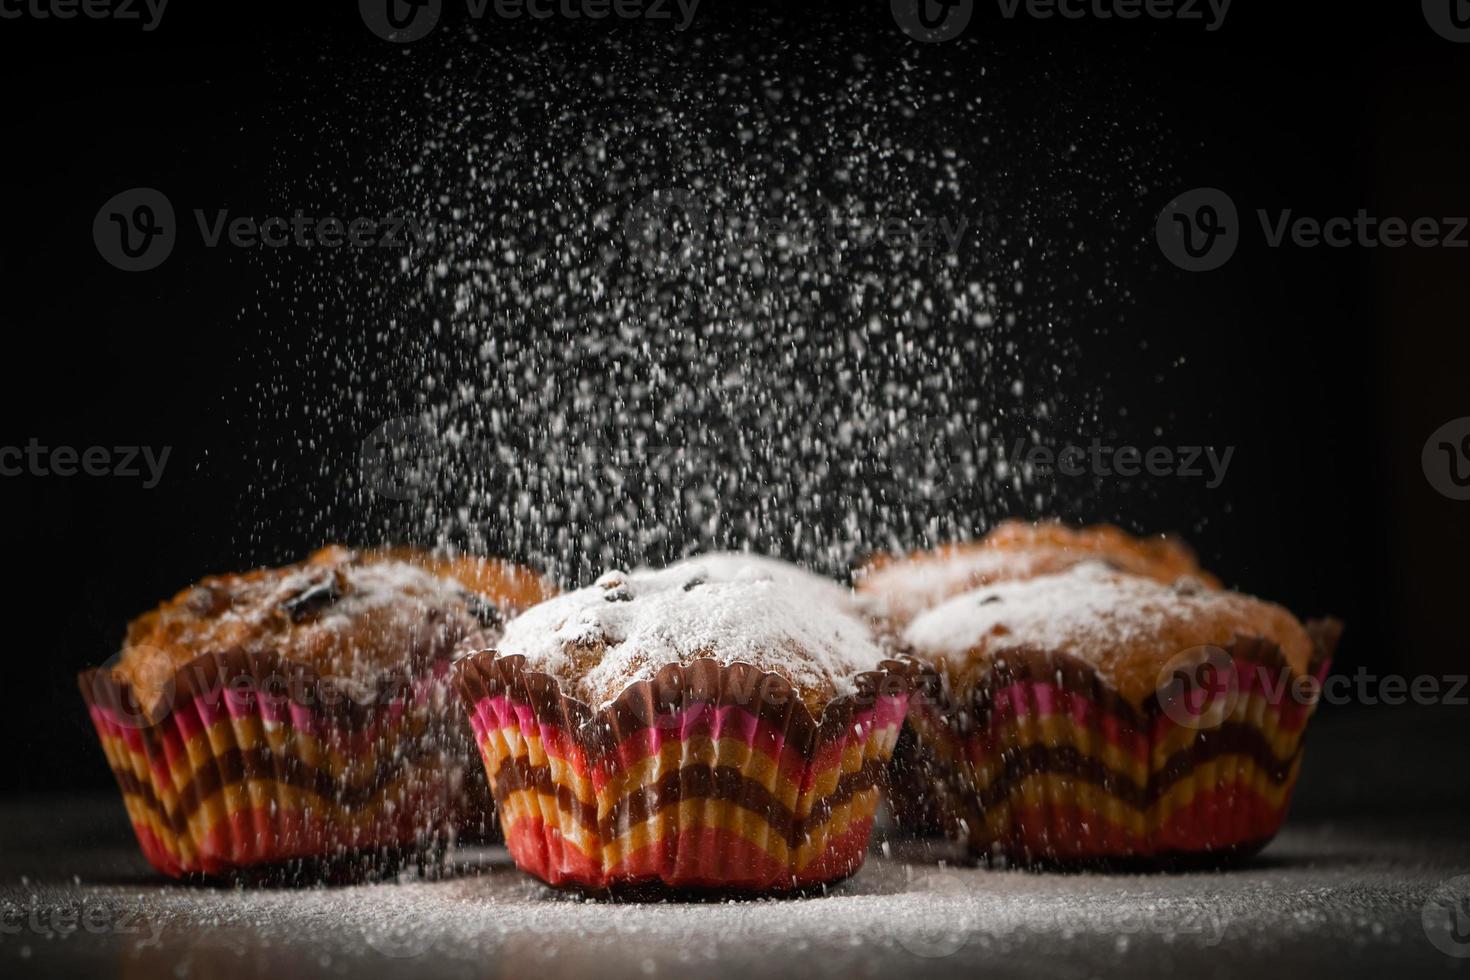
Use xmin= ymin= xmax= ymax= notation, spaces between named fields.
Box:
xmin=455 ymin=651 xmax=919 ymax=894
xmin=79 ymin=648 xmax=474 ymax=878
xmin=892 ymin=619 xmax=1341 ymax=867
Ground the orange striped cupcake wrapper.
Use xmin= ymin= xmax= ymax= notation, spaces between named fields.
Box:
xmin=79 ymin=649 xmax=473 ymax=877
xmin=894 ymin=619 xmax=1342 ymax=866
xmin=456 ymin=652 xmax=918 ymax=893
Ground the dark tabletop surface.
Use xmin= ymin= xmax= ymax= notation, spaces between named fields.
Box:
xmin=4 ymin=707 xmax=1470 ymax=980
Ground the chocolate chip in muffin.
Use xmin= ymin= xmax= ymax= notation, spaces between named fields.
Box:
xmin=1173 ymin=575 xmax=1205 ymax=597
xmin=465 ymin=593 xmax=505 ymax=630
xmin=595 ymin=569 xmax=634 ymax=602
xmin=184 ymin=584 xmax=231 ymax=617
xmin=281 ymin=572 xmax=345 ymax=623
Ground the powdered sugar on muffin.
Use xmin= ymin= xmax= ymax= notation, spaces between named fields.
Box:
xmin=858 ymin=520 xmax=1216 ymax=627
xmin=116 ymin=547 xmax=532 ymax=711
xmin=902 ymin=562 xmax=1313 ymax=704
xmin=495 ymin=557 xmax=882 ymax=711
xmin=650 ymin=551 xmax=860 ymax=610
xmin=856 ymin=547 xmax=1048 ymax=624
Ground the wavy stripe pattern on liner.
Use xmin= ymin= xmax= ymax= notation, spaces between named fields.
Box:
xmin=456 ymin=652 xmax=915 ymax=892
xmin=79 ymin=650 xmax=469 ymax=877
xmin=898 ymin=626 xmax=1339 ymax=865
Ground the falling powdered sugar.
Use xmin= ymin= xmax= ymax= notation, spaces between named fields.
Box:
xmin=236 ymin=13 xmax=1178 ymax=582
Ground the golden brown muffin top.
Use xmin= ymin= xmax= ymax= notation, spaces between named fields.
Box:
xmin=856 ymin=520 xmax=1217 ymax=627
xmin=115 ymin=546 xmax=554 ymax=712
xmin=367 ymin=547 xmax=558 ymax=622
xmin=902 ymin=563 xmax=1312 ymax=706
xmin=494 ymin=555 xmax=883 ymax=715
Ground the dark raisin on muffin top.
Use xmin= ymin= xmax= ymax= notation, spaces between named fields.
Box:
xmin=902 ymin=562 xmax=1314 ymax=706
xmin=495 ymin=554 xmax=880 ymax=715
xmin=857 ymin=520 xmax=1219 ymax=627
xmin=115 ymin=546 xmax=554 ymax=713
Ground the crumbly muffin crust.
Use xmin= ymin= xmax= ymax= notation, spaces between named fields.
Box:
xmin=116 ymin=546 xmax=552 ymax=713
xmin=902 ymin=562 xmax=1313 ymax=705
xmin=857 ymin=520 xmax=1217 ymax=626
xmin=494 ymin=555 xmax=881 ymax=713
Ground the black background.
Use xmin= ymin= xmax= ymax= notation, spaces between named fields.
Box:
xmin=1 ymin=1 xmax=1466 ymax=794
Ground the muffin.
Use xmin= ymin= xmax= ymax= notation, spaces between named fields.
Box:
xmin=857 ymin=520 xmax=1217 ymax=629
xmin=454 ymin=554 xmax=914 ymax=893
xmin=899 ymin=562 xmax=1339 ymax=866
xmin=642 ymin=551 xmax=862 ymax=612
xmin=78 ymin=546 xmax=553 ymax=878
